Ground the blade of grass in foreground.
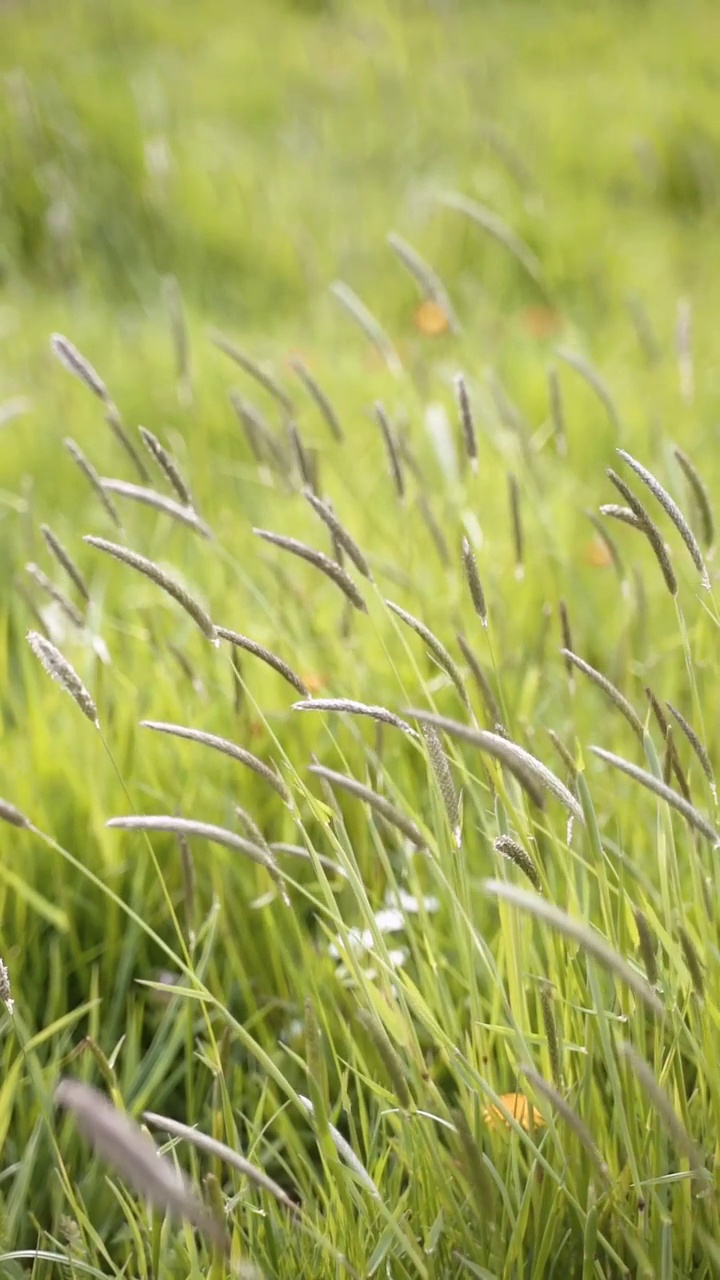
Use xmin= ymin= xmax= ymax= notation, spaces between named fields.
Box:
xmin=483 ymin=880 xmax=663 ymax=1015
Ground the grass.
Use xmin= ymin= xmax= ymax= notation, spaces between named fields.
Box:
xmin=2 ymin=0 xmax=720 ymax=1275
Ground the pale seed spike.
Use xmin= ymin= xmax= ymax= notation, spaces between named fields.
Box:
xmin=386 ymin=600 xmax=469 ymax=708
xmin=674 ymin=447 xmax=714 ymax=549
xmin=253 ymin=528 xmax=367 ymax=612
xmin=585 ymin=510 xmax=624 ymax=577
xmin=618 ymin=1043 xmax=708 ymax=1181
xmin=40 ymin=525 xmax=90 ymax=604
xmin=303 ymin=490 xmax=372 ymax=580
xmin=404 ymin=710 xmax=583 ymax=823
xmin=138 ymin=427 xmax=193 ymax=507
xmin=421 ymin=724 xmax=461 ymax=846
xmin=665 ymin=702 xmax=714 ymax=789
xmin=83 ymin=537 xmax=217 ymax=642
xmin=374 ymin=402 xmax=405 ymax=499
xmin=103 ymin=405 xmax=151 ymax=483
xmin=288 ymin=420 xmax=314 ymax=491
xmin=50 ymin=334 xmax=109 ymax=403
xmin=554 ymin=345 xmax=621 ymax=432
xmin=139 ymin=721 xmax=290 ymax=803
xmin=508 ymin=473 xmax=524 ymax=578
xmin=329 ymin=281 xmax=402 ymax=376
xmin=606 ymin=469 xmax=678 ymax=597
xmin=64 ymin=439 xmax=122 ymax=529
xmin=211 ymin=332 xmax=294 ymax=413
xmin=292 ymin=698 xmax=419 ymax=739
xmin=26 ymin=632 xmax=99 ymax=726
xmin=308 ymin=764 xmax=425 ymax=848
xmin=589 ymin=745 xmax=718 ymax=844
xmin=55 ymin=1079 xmax=226 ymax=1250
xmin=520 ymin=1065 xmax=608 ymax=1181
xmin=617 ymin=448 xmax=709 ymax=588
xmin=484 ymin=880 xmax=662 ymax=1015
xmin=216 ymin=626 xmax=309 ymax=697
xmin=494 ymin=834 xmax=541 ymax=892
xmin=26 ymin=563 xmax=84 ymax=630
xmin=560 ymin=649 xmax=643 ymax=741
xmin=289 ymin=358 xmax=343 ymax=442
xmin=598 ymin=503 xmax=643 ymax=530
xmin=106 ymin=815 xmax=284 ymax=889
xmin=453 ymin=374 xmax=477 ymax=473
xmin=387 ymin=231 xmax=459 ymax=333
xmin=0 ymin=798 xmax=30 ymax=829
xmin=143 ymin=1111 xmax=297 ymax=1214
xmin=461 ymin=538 xmax=487 ymax=626
xmin=100 ymin=480 xmax=212 ymax=538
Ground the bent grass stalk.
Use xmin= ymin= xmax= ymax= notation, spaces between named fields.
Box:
xmin=560 ymin=649 xmax=643 ymax=741
xmin=303 ymin=490 xmax=371 ymax=579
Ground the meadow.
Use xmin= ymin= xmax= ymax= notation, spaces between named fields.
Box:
xmin=1 ymin=0 xmax=720 ymax=1275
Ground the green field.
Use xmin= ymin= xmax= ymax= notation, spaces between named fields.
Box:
xmin=2 ymin=0 xmax=720 ymax=1275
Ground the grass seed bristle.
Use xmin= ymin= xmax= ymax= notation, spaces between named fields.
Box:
xmin=560 ymin=648 xmax=643 ymax=741
xmin=253 ymin=528 xmax=367 ymax=612
xmin=374 ymin=402 xmax=405 ymax=499
xmin=216 ymin=625 xmax=309 ymax=697
xmin=606 ymin=468 xmax=678 ymax=597
xmin=387 ymin=230 xmax=459 ymax=333
xmin=212 ymin=331 xmax=294 ymax=412
xmin=508 ymin=473 xmax=524 ymax=577
xmin=665 ymin=701 xmax=714 ymax=788
xmin=100 ymin=479 xmax=211 ymax=538
xmin=55 ymin=1079 xmax=226 ymax=1250
xmin=40 ymin=525 xmax=90 ymax=603
xmin=421 ymin=723 xmax=461 ymax=846
xmin=461 ymin=537 xmax=487 ymax=626
xmin=308 ymin=763 xmax=425 ymax=848
xmin=26 ymin=631 xmax=99 ymax=725
xmin=50 ymin=334 xmax=109 ymax=403
xmin=293 ymin=698 xmax=418 ymax=738
xmin=289 ymin=358 xmax=343 ymax=442
xmin=303 ymin=490 xmax=372 ymax=580
xmin=494 ymin=834 xmax=541 ymax=892
xmin=84 ymin=537 xmax=217 ymax=641
xmin=590 ymin=746 xmax=718 ymax=843
xmin=0 ymin=798 xmax=30 ymax=829
xmin=617 ymin=448 xmax=709 ymax=588
xmin=454 ymin=373 xmax=478 ymax=472
xmin=387 ymin=600 xmax=469 ymax=707
xmin=329 ymin=281 xmax=402 ymax=376
xmin=633 ymin=908 xmax=659 ymax=987
xmin=139 ymin=427 xmax=193 ymax=506
xmin=554 ymin=345 xmax=621 ymax=432
xmin=26 ymin=562 xmax=84 ymax=630
xmin=674 ymin=447 xmax=714 ymax=549
xmin=140 ymin=721 xmax=290 ymax=802
xmin=64 ymin=439 xmax=122 ymax=528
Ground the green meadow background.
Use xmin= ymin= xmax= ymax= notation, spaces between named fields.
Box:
xmin=1 ymin=1 xmax=720 ymax=1276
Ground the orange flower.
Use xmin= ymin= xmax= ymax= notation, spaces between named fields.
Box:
xmin=483 ymin=1093 xmax=545 ymax=1132
xmin=584 ymin=537 xmax=613 ymax=569
xmin=414 ymin=299 xmax=450 ymax=337
xmin=520 ymin=306 xmax=563 ymax=340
